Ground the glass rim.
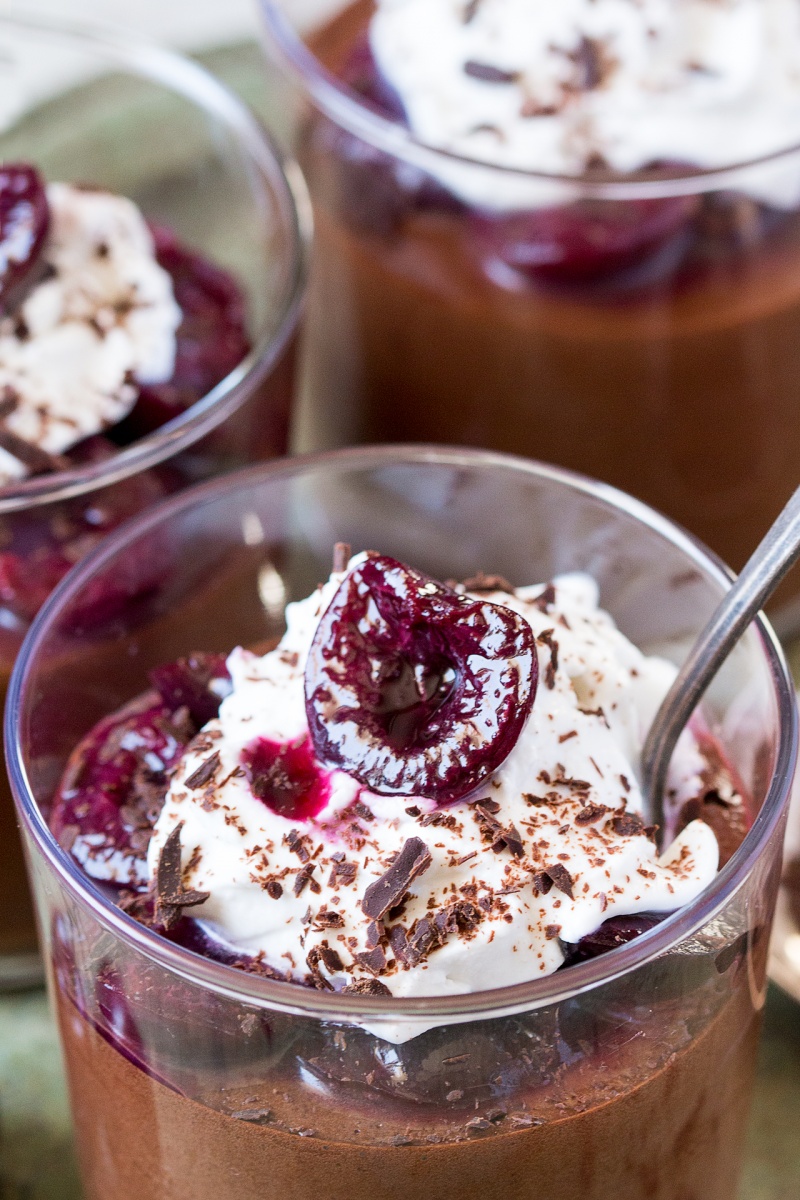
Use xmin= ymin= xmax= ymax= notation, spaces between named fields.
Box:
xmin=0 ymin=7 xmax=311 ymax=515
xmin=6 ymin=444 xmax=797 ymax=1026
xmin=258 ymin=0 xmax=800 ymax=203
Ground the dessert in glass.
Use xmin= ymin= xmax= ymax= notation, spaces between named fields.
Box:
xmin=0 ymin=10 xmax=307 ymax=987
xmin=7 ymin=446 xmax=796 ymax=1200
xmin=260 ymin=0 xmax=800 ymax=619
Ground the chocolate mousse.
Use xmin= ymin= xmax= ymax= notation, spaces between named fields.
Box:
xmin=50 ymin=550 xmax=762 ymax=1199
xmin=288 ymin=0 xmax=800 ymax=607
xmin=0 ymin=163 xmax=284 ymax=970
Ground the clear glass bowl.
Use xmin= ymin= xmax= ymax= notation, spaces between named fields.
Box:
xmin=0 ymin=8 xmax=308 ymax=985
xmin=259 ymin=0 xmax=800 ymax=627
xmin=6 ymin=446 xmax=796 ymax=1200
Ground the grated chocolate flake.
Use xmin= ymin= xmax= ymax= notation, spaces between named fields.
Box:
xmin=361 ymin=837 xmax=432 ymax=920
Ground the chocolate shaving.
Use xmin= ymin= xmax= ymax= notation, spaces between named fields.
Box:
xmin=365 ymin=919 xmax=385 ymax=949
xmin=343 ymin=977 xmax=392 ymax=996
xmin=328 ymin=858 xmax=357 ymax=888
xmin=355 ymin=944 xmax=387 ymax=974
xmin=313 ymin=908 xmax=344 ymax=928
xmin=353 ymin=800 xmax=375 ymax=822
xmin=265 ymin=880 xmax=283 ymax=900
xmin=464 ymin=60 xmax=519 ymax=84
xmin=406 ymin=917 xmax=440 ymax=964
xmin=184 ymin=752 xmax=220 ymax=790
xmin=545 ymin=924 xmax=562 ymax=940
xmin=575 ymin=803 xmax=610 ymax=826
xmin=541 ymin=863 xmax=574 ymax=899
xmin=537 ymin=630 xmax=559 ymax=689
xmin=532 ymin=583 xmax=557 ymax=613
xmin=332 ymin=542 xmax=351 ymax=573
xmin=0 ymin=426 xmax=72 ymax=476
xmin=361 ymin=838 xmax=432 ymax=920
xmin=389 ymin=923 xmax=410 ymax=965
xmin=502 ymin=823 xmax=525 ymax=858
xmin=460 ymin=571 xmax=514 ymax=593
xmin=154 ymin=824 xmax=209 ymax=930
xmin=463 ymin=0 xmax=482 ymax=23
xmin=286 ymin=829 xmax=311 ymax=863
xmin=610 ymin=811 xmax=645 ymax=838
xmin=0 ymin=388 xmax=18 ymax=420
xmin=293 ymin=864 xmax=321 ymax=896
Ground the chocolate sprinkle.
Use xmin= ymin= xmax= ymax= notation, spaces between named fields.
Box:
xmin=361 ymin=838 xmax=432 ymax=920
xmin=184 ymin=752 xmax=220 ymax=790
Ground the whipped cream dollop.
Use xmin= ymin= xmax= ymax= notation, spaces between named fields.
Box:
xmin=0 ymin=183 xmax=181 ymax=483
xmin=147 ymin=562 xmax=720 ymax=1038
xmin=369 ymin=0 xmax=800 ymax=209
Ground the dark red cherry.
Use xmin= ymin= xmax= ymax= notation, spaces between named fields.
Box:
xmin=149 ymin=651 xmax=231 ymax=728
xmin=339 ymin=31 xmax=408 ymax=123
xmin=304 ymin=554 xmax=537 ymax=801
xmin=0 ymin=164 xmax=50 ymax=312
xmin=50 ymin=691 xmax=188 ymax=877
xmin=474 ymin=192 xmax=698 ymax=283
xmin=241 ymin=735 xmax=331 ymax=821
xmin=561 ymin=913 xmax=664 ymax=966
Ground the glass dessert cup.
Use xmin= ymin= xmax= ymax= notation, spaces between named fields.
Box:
xmin=260 ymin=0 xmax=800 ymax=626
xmin=0 ymin=10 xmax=307 ymax=987
xmin=6 ymin=445 xmax=797 ymax=1200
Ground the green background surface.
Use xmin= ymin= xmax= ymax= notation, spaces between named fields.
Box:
xmin=0 ymin=39 xmax=798 ymax=1200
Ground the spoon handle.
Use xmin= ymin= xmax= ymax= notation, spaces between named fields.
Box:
xmin=643 ymin=484 xmax=800 ymax=819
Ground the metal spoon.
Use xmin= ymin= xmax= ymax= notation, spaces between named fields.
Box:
xmin=643 ymin=484 xmax=800 ymax=826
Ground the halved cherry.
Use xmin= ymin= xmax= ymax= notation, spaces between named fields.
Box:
xmin=304 ymin=554 xmax=537 ymax=801
xmin=0 ymin=164 xmax=50 ymax=312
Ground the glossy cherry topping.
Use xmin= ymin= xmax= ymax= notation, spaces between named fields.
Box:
xmin=0 ymin=164 xmax=50 ymax=312
xmin=304 ymin=554 xmax=537 ymax=801
xmin=241 ymin=736 xmax=331 ymax=821
xmin=50 ymin=652 xmax=232 ymax=874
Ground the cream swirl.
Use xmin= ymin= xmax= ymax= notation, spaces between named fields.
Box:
xmin=368 ymin=0 xmax=800 ymax=209
xmin=147 ymin=564 xmax=720 ymax=1039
